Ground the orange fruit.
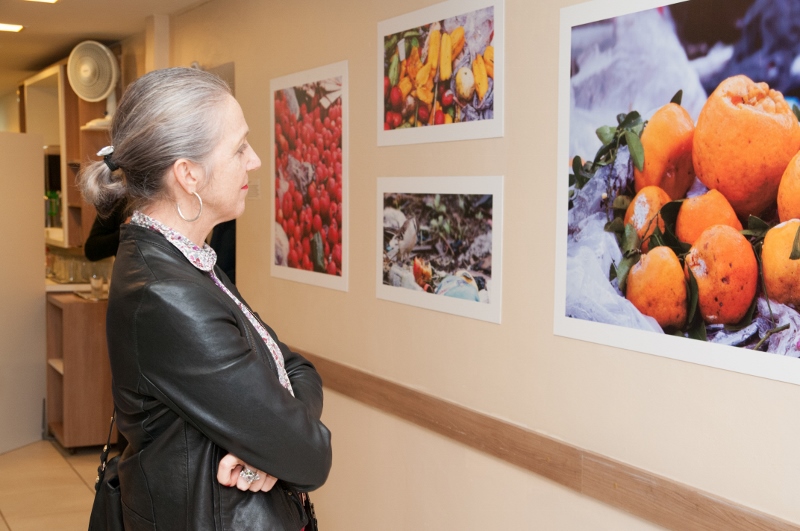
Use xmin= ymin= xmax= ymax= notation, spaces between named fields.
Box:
xmin=626 ymin=246 xmax=687 ymax=329
xmin=634 ymin=103 xmax=696 ymax=200
xmin=624 ymin=186 xmax=671 ymax=252
xmin=675 ymin=189 xmax=742 ymax=245
xmin=777 ymin=151 xmax=800 ymax=222
xmin=761 ymin=219 xmax=800 ymax=307
xmin=693 ymin=75 xmax=800 ymax=218
xmin=684 ymin=224 xmax=758 ymax=324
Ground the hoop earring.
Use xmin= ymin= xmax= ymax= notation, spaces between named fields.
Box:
xmin=177 ymin=192 xmax=202 ymax=222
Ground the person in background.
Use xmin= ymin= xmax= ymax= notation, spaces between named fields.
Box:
xmin=210 ymin=218 xmax=237 ymax=283
xmin=83 ymin=199 xmax=127 ymax=262
xmin=79 ymin=67 xmax=331 ymax=530
xmin=86 ymin=198 xmax=238 ymax=285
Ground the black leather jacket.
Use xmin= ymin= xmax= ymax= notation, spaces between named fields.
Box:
xmin=107 ymin=224 xmax=332 ymax=530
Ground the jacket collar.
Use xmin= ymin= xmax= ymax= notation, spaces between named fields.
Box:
xmin=130 ymin=211 xmax=217 ymax=272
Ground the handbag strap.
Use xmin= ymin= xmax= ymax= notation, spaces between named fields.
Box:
xmin=95 ymin=409 xmax=116 ymax=491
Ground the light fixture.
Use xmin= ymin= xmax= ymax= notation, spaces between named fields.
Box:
xmin=0 ymin=23 xmax=23 ymax=32
xmin=26 ymin=0 xmax=59 ymax=3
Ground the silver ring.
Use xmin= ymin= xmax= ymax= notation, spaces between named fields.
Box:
xmin=240 ymin=468 xmax=260 ymax=484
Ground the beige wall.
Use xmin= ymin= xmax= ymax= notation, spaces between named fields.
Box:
xmin=0 ymin=132 xmax=45 ymax=454
xmin=0 ymin=92 xmax=20 ymax=133
xmin=170 ymin=0 xmax=800 ymax=528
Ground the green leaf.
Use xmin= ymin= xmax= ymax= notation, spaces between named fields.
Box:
xmin=619 ymin=111 xmax=642 ymax=130
xmin=657 ymin=200 xmax=690 ymax=253
xmin=740 ymin=229 xmax=769 ymax=238
xmin=575 ymin=171 xmax=591 ymax=189
xmin=622 ymin=223 xmax=641 ymax=255
xmin=311 ymin=232 xmax=325 ymax=272
xmin=670 ymin=89 xmax=683 ymax=106
xmin=434 ymin=194 xmax=440 ymax=208
xmin=659 ymin=200 xmax=682 ymax=227
xmin=685 ymin=267 xmax=707 ymax=342
xmin=616 ymin=113 xmax=627 ymax=125
xmin=612 ymin=195 xmax=631 ymax=211
xmin=616 ymin=254 xmax=640 ymax=294
xmin=572 ymin=156 xmax=583 ymax=178
xmin=384 ymin=34 xmax=399 ymax=53
xmin=592 ymin=141 xmax=615 ymax=168
xmin=443 ymin=219 xmax=451 ymax=235
xmin=794 ymin=104 xmax=800 ymax=123
xmin=687 ymin=316 xmax=707 ymax=341
xmin=596 ymin=125 xmax=616 ymax=146
xmin=625 ymin=130 xmax=645 ymax=172
xmin=686 ymin=268 xmax=699 ymax=325
xmin=790 ymin=224 xmax=800 ymax=260
xmin=648 ymin=226 xmax=665 ymax=249
xmin=604 ymin=217 xmax=625 ymax=233
xmin=747 ymin=215 xmax=770 ymax=232
xmin=609 ymin=262 xmax=618 ymax=282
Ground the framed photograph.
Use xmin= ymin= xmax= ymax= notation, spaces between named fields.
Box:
xmin=377 ymin=0 xmax=504 ymax=146
xmin=555 ymin=0 xmax=800 ymax=385
xmin=377 ymin=176 xmax=503 ymax=323
xmin=270 ymin=61 xmax=348 ymax=291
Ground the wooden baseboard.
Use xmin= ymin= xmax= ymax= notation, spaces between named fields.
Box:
xmin=299 ymin=349 xmax=798 ymax=531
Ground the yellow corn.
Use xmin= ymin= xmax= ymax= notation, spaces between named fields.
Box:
xmin=473 ymin=55 xmax=488 ymax=101
xmin=450 ymin=26 xmax=465 ymax=58
xmin=415 ymin=62 xmax=431 ymax=89
xmin=407 ymin=47 xmax=422 ymax=82
xmin=428 ymin=30 xmax=441 ymax=75
xmin=439 ymin=33 xmax=453 ymax=81
xmin=398 ymin=77 xmax=413 ymax=99
xmin=484 ymin=58 xmax=494 ymax=79
xmin=417 ymin=84 xmax=434 ymax=105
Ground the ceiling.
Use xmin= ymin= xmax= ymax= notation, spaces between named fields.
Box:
xmin=0 ymin=0 xmax=207 ymax=98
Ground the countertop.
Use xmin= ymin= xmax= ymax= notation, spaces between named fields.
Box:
xmin=45 ymin=278 xmax=91 ymax=292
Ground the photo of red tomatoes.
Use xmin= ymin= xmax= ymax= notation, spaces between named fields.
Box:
xmin=273 ymin=77 xmax=344 ymax=277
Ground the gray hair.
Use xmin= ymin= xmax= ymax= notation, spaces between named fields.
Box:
xmin=79 ymin=67 xmax=232 ymax=217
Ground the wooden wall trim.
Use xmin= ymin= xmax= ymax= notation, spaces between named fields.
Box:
xmin=299 ymin=350 xmax=798 ymax=531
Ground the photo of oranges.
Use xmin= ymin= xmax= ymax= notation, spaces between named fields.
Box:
xmin=566 ymin=1 xmax=800 ymax=357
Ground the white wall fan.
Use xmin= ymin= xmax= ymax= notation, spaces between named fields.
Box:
xmin=67 ymin=40 xmax=120 ymax=129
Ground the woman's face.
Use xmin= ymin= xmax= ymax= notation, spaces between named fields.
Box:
xmin=201 ymin=94 xmax=261 ymax=223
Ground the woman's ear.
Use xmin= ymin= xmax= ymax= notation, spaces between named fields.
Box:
xmin=171 ymin=158 xmax=202 ymax=195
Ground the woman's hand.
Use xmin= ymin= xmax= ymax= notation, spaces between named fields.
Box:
xmin=217 ymin=453 xmax=278 ymax=492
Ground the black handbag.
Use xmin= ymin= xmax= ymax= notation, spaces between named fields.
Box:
xmin=88 ymin=413 xmax=124 ymax=531
xmin=302 ymin=493 xmax=318 ymax=531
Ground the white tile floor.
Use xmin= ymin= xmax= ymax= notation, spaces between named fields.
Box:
xmin=0 ymin=440 xmax=104 ymax=530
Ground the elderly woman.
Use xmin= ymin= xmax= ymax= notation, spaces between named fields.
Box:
xmin=80 ymin=67 xmax=331 ymax=530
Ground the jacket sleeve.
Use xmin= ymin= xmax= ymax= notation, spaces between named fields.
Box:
xmin=217 ymin=269 xmax=325 ymax=421
xmin=133 ymin=278 xmax=332 ymax=491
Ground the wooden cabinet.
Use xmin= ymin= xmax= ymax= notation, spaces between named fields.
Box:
xmin=46 ymin=293 xmax=115 ymax=448
xmin=23 ymin=61 xmax=108 ymax=249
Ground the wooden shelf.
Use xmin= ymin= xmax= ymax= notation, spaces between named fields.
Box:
xmin=46 ymin=293 xmax=115 ymax=449
xmin=24 ymin=61 xmax=111 ymax=249
xmin=49 ymin=421 xmax=64 ymax=443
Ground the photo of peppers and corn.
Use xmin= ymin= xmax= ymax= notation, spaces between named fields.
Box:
xmin=383 ymin=6 xmax=494 ymax=130
xmin=567 ymin=1 xmax=800 ymax=357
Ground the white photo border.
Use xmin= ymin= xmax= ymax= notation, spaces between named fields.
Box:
xmin=554 ymin=0 xmax=800 ymax=386
xmin=377 ymin=0 xmax=504 ymax=146
xmin=270 ymin=61 xmax=349 ymax=291
xmin=377 ymin=176 xmax=503 ymax=323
